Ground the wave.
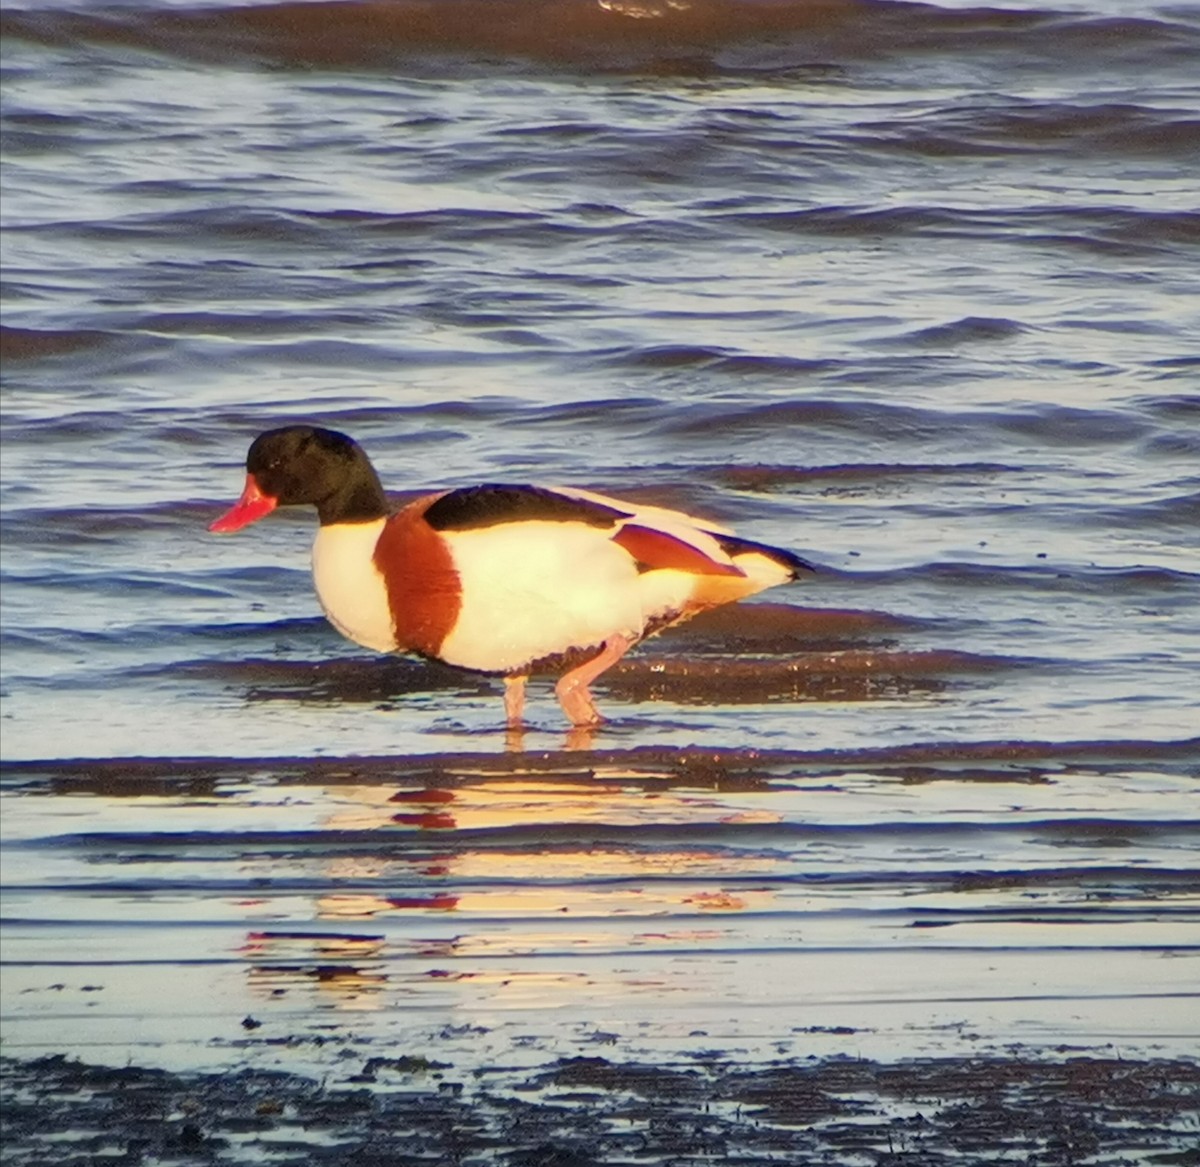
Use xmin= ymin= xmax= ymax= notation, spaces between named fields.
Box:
xmin=1093 ymin=491 xmax=1200 ymax=532
xmin=0 ymin=325 xmax=116 ymax=361
xmin=3 ymin=0 xmax=1197 ymax=72
xmin=11 ymin=816 xmax=1199 ymax=884
xmin=604 ymin=345 xmax=838 ymax=375
xmin=0 ymin=400 xmax=521 ymax=447
xmin=830 ymin=99 xmax=1200 ymax=160
xmin=661 ymin=397 xmax=1151 ymax=446
xmin=710 ymin=462 xmax=1022 ymax=491
xmin=873 ymin=561 xmax=1199 ymax=595
xmin=884 ymin=317 xmax=1028 ymax=348
xmin=9 ymin=868 xmax=1200 ymax=899
xmin=5 ymin=736 xmax=1197 ymax=784
xmin=0 ymin=616 xmax=323 ymax=660
xmin=709 ymin=205 xmax=1200 ymax=255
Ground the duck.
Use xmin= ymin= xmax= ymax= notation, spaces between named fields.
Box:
xmin=209 ymin=425 xmax=814 ymax=728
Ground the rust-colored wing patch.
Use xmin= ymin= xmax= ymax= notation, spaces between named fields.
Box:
xmin=372 ymin=494 xmax=462 ymax=658
xmin=612 ymin=523 xmax=745 ymax=577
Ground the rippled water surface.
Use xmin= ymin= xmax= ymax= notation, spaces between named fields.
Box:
xmin=2 ymin=0 xmax=1198 ymax=1078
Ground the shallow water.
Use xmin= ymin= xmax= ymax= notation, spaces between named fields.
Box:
xmin=4 ymin=744 xmax=1199 ymax=1075
xmin=2 ymin=0 xmax=1198 ymax=1077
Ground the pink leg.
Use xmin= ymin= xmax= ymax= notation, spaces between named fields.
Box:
xmin=554 ymin=634 xmax=635 ymax=727
xmin=503 ymin=674 xmax=527 ymax=727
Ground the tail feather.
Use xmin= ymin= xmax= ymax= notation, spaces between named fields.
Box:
xmin=716 ymin=534 xmax=816 ymax=580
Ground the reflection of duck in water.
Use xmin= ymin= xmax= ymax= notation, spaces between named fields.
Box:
xmin=237 ymin=775 xmax=787 ymax=1014
xmin=211 ymin=425 xmax=814 ymax=728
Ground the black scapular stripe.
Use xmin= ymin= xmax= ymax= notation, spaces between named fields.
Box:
xmin=716 ymin=534 xmax=817 ymax=578
xmin=423 ymin=485 xmax=632 ymax=532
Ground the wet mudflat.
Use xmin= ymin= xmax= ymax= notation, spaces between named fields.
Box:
xmin=4 ymin=1048 xmax=1199 ymax=1166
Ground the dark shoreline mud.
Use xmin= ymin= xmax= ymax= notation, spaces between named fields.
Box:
xmin=3 ymin=1049 xmax=1198 ymax=1166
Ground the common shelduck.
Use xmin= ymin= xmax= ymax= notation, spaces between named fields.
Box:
xmin=210 ymin=426 xmax=814 ymax=728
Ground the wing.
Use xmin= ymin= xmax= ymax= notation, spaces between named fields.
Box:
xmin=421 ymin=483 xmax=805 ymax=581
xmin=422 ymin=484 xmax=632 ymax=531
